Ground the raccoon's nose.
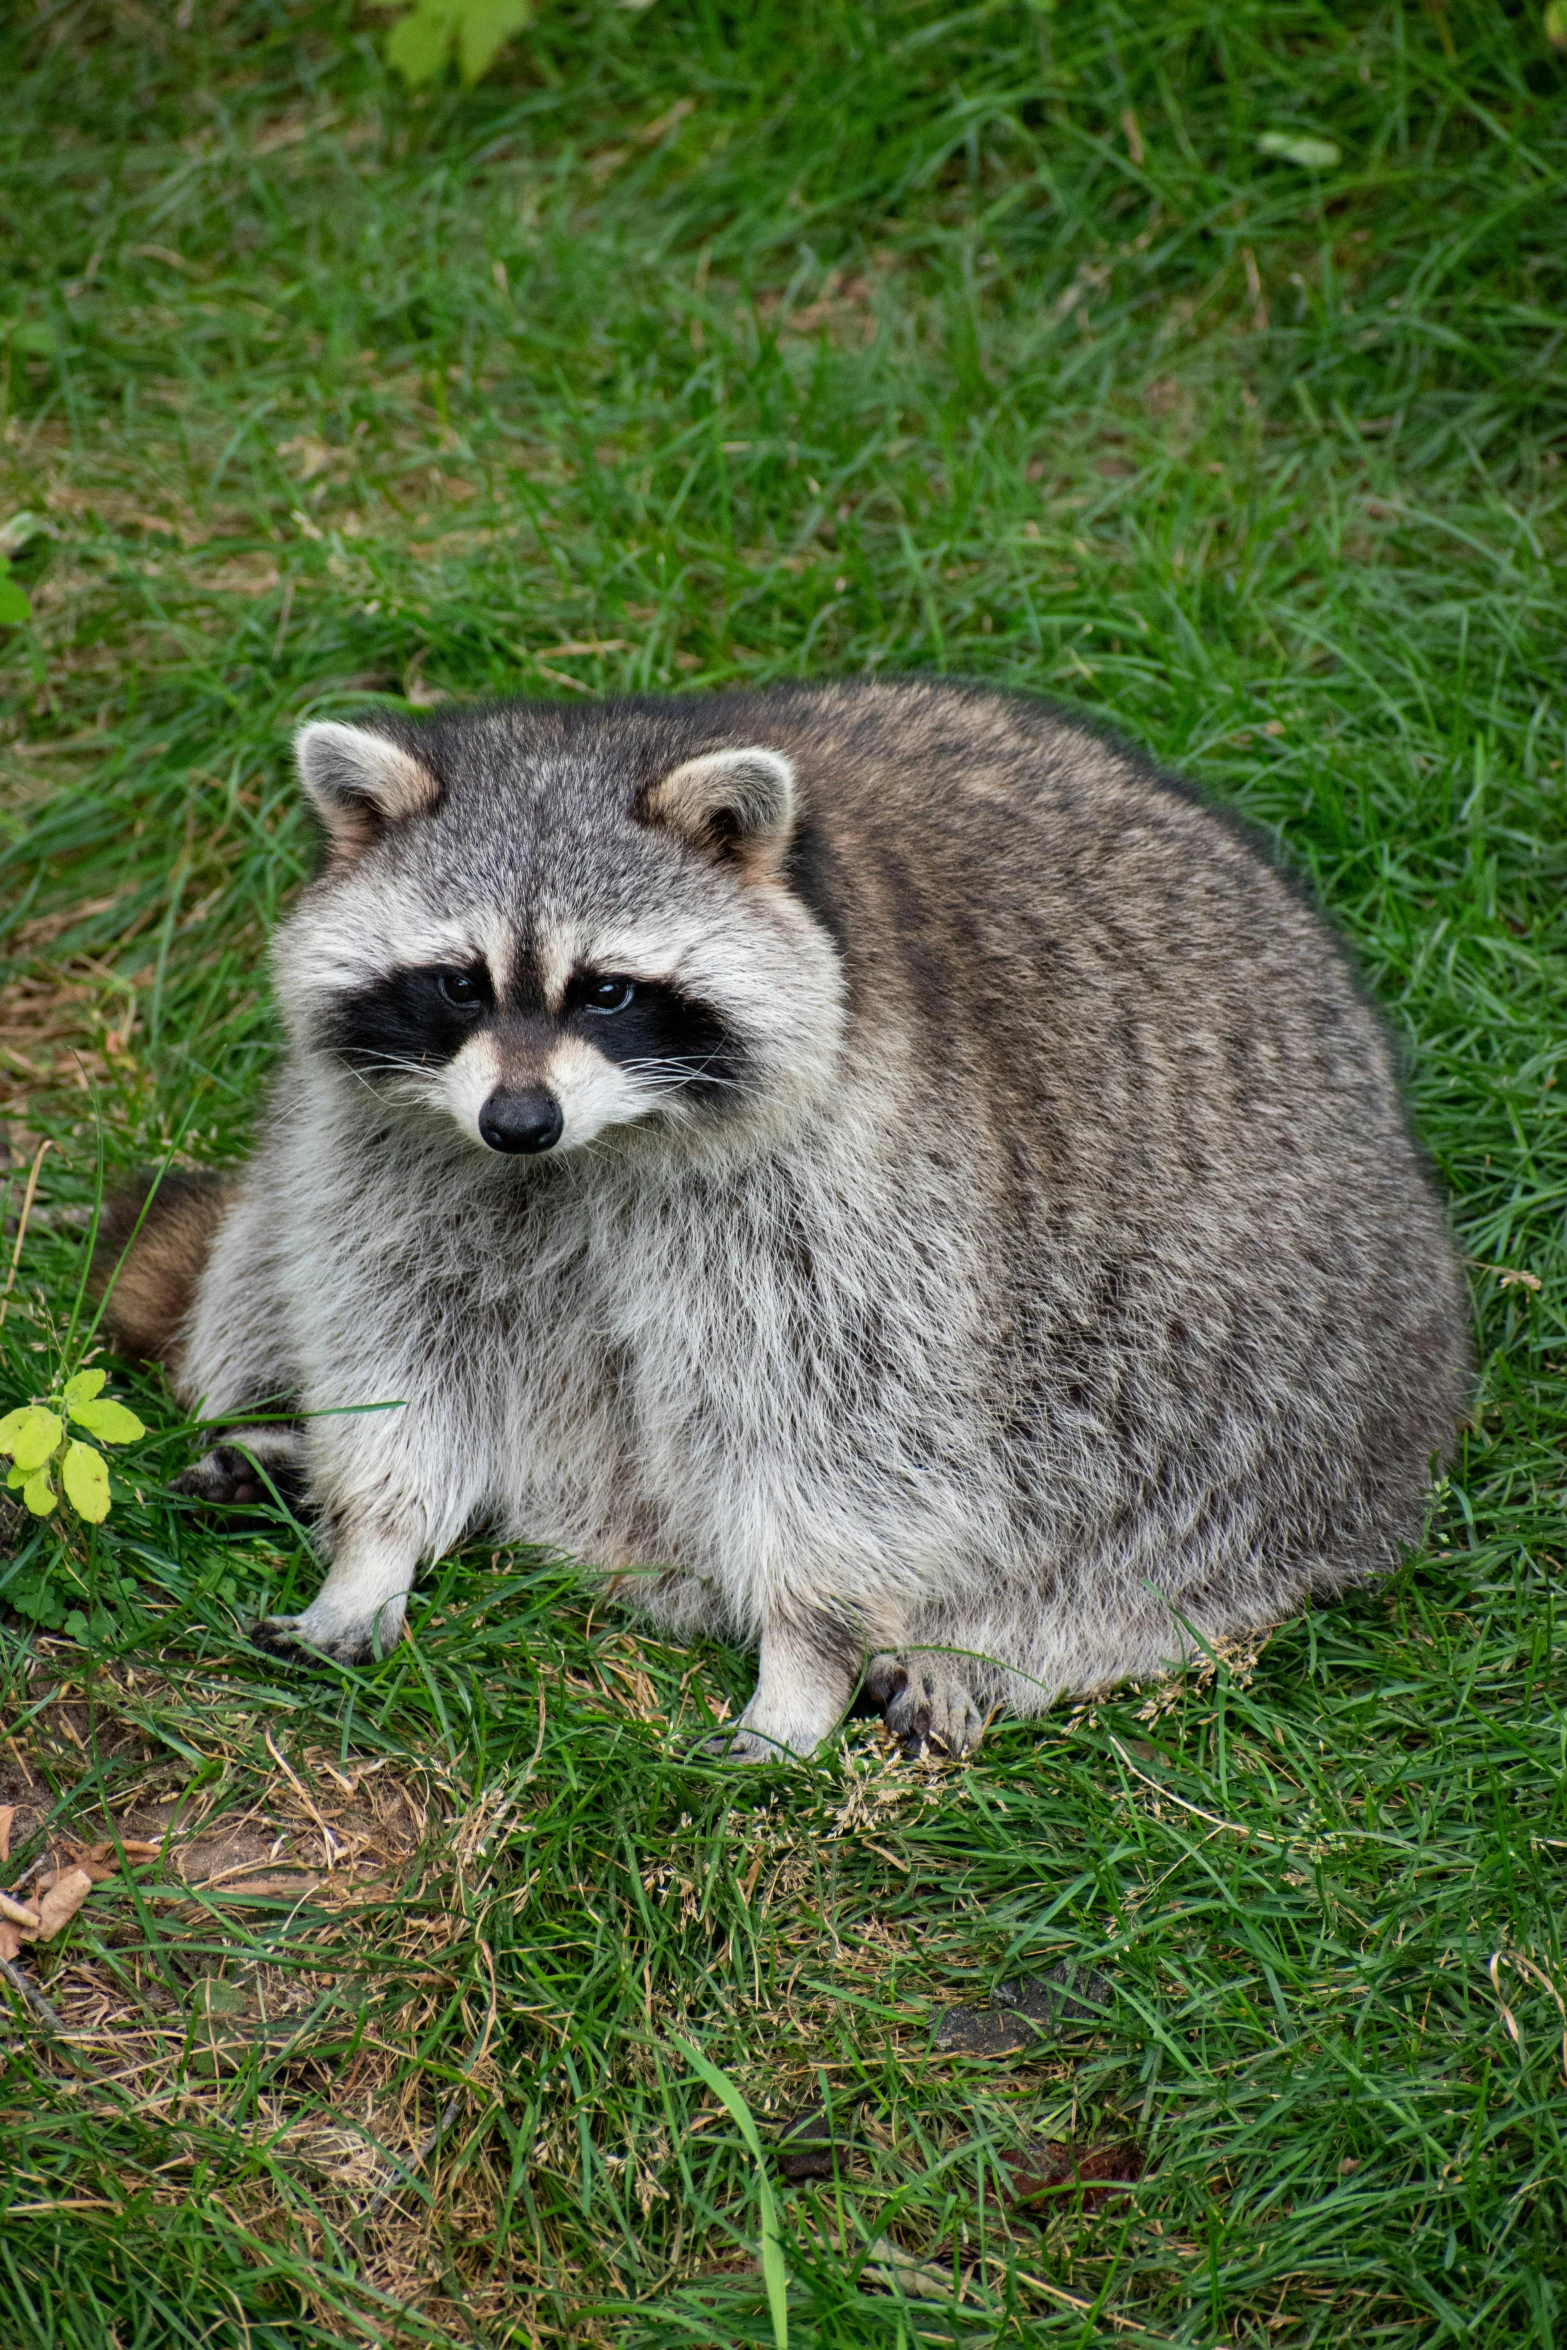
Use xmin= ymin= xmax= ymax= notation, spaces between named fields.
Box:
xmin=479 ymin=1088 xmax=563 ymax=1155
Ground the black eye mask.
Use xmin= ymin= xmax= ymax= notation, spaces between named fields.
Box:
xmin=317 ymin=960 xmax=745 ymax=1102
xmin=560 ymin=975 xmax=744 ymax=1101
xmin=319 ymin=964 xmax=494 ymax=1076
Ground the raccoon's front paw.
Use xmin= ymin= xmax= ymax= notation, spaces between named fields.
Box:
xmin=866 ymin=1653 xmax=987 ymax=1759
xmin=248 ymin=1611 xmax=389 ymax=1668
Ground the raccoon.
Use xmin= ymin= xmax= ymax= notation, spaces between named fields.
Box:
xmin=107 ymin=678 xmax=1470 ymax=1760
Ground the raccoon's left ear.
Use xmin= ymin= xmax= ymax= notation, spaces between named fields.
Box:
xmin=640 ymin=746 xmax=796 ymax=876
xmin=295 ymin=721 xmax=441 ymax=864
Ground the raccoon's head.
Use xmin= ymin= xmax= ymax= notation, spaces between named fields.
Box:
xmin=270 ymin=700 xmax=846 ymax=1161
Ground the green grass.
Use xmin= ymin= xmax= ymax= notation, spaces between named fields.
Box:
xmin=2 ymin=1 xmax=1565 ymax=2342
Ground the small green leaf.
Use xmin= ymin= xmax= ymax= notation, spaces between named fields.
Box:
xmin=9 ymin=1574 xmax=66 ymax=1628
xmin=5 ymin=1407 xmax=64 ymax=1472
xmin=63 ymin=1441 xmax=111 ymax=1523
xmin=7 ymin=1463 xmax=28 ymax=1489
xmin=386 ymin=0 xmax=528 ymax=86
xmin=69 ymin=1397 xmax=145 ymax=1445
xmin=0 ymin=566 xmax=31 ymax=626
xmin=1547 ymin=1 xmax=1567 ymax=50
xmin=22 ymin=1467 xmax=58 ymax=1516
xmin=387 ymin=0 xmax=461 ymax=86
xmin=63 ymin=1369 xmax=108 ymax=1408
xmin=63 ymin=1609 xmax=88 ymax=1642
xmin=456 ymin=0 xmax=531 ymax=84
xmin=1257 ymin=132 xmax=1342 ymax=169
xmin=8 ymin=321 xmax=60 ymax=357
xmin=0 ymin=1406 xmax=34 ymax=1452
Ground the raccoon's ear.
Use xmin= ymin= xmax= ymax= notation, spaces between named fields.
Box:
xmin=641 ymin=746 xmax=796 ymax=876
xmin=295 ymin=721 xmax=440 ymax=864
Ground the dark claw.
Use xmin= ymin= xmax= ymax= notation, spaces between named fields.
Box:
xmin=866 ymin=1653 xmax=984 ymax=1758
xmin=248 ymin=1617 xmax=371 ymax=1668
xmin=248 ymin=1617 xmax=315 ymax=1663
xmin=701 ymin=1725 xmax=790 ymax=1763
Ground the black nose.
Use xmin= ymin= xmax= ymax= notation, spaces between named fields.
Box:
xmin=479 ymin=1088 xmax=563 ymax=1155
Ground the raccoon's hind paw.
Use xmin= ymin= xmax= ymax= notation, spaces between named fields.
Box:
xmin=173 ymin=1433 xmax=308 ymax=1520
xmin=173 ymin=1446 xmax=272 ymax=1508
xmin=866 ymin=1652 xmax=988 ymax=1760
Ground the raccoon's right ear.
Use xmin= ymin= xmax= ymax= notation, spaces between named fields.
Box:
xmin=295 ymin=721 xmax=441 ymax=864
xmin=640 ymin=745 xmax=796 ymax=877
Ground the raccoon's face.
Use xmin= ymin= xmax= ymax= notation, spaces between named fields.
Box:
xmin=270 ymin=705 xmax=845 ymax=1160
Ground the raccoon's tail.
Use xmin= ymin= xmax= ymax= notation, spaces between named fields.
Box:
xmin=91 ymin=1170 xmax=237 ymax=1372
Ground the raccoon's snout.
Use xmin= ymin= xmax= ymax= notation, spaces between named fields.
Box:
xmin=479 ymin=1088 xmax=563 ymax=1155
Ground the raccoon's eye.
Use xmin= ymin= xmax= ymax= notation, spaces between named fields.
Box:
xmin=581 ymin=975 xmax=636 ymax=1015
xmin=436 ymin=968 xmax=485 ymax=1009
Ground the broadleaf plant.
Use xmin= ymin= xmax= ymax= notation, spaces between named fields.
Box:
xmin=0 ymin=1369 xmax=145 ymax=1525
xmin=386 ymin=0 xmax=533 ymax=88
xmin=0 ymin=557 xmax=30 ymax=624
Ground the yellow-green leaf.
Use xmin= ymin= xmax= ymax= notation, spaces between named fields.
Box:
xmin=62 ymin=1440 xmax=111 ymax=1523
xmin=5 ymin=1408 xmax=63 ymax=1472
xmin=0 ymin=1406 xmax=34 ymax=1453
xmin=456 ymin=0 xmax=531 ymax=84
xmin=22 ymin=1466 xmax=57 ymax=1516
xmin=1548 ymin=2 xmax=1567 ymax=52
xmin=69 ymin=1397 xmax=145 ymax=1445
xmin=6 ymin=1463 xmax=28 ymax=1489
xmin=63 ymin=1369 xmax=107 ymax=1409
xmin=387 ymin=0 xmax=460 ymax=86
xmin=386 ymin=0 xmax=528 ymax=87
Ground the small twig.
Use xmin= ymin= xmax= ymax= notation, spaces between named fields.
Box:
xmin=5 ymin=1852 xmax=53 ymax=1896
xmin=1 ymin=1953 xmax=68 ymax=2036
xmin=523 ymin=1680 xmax=547 ymax=1783
xmin=0 ymin=1138 xmax=54 ymax=1327
xmin=1013 ymin=2270 xmax=1181 ymax=2342
xmin=1108 ymin=1736 xmax=1287 ymax=1849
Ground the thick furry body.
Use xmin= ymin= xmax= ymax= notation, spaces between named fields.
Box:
xmin=121 ymin=678 xmax=1470 ymax=1758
